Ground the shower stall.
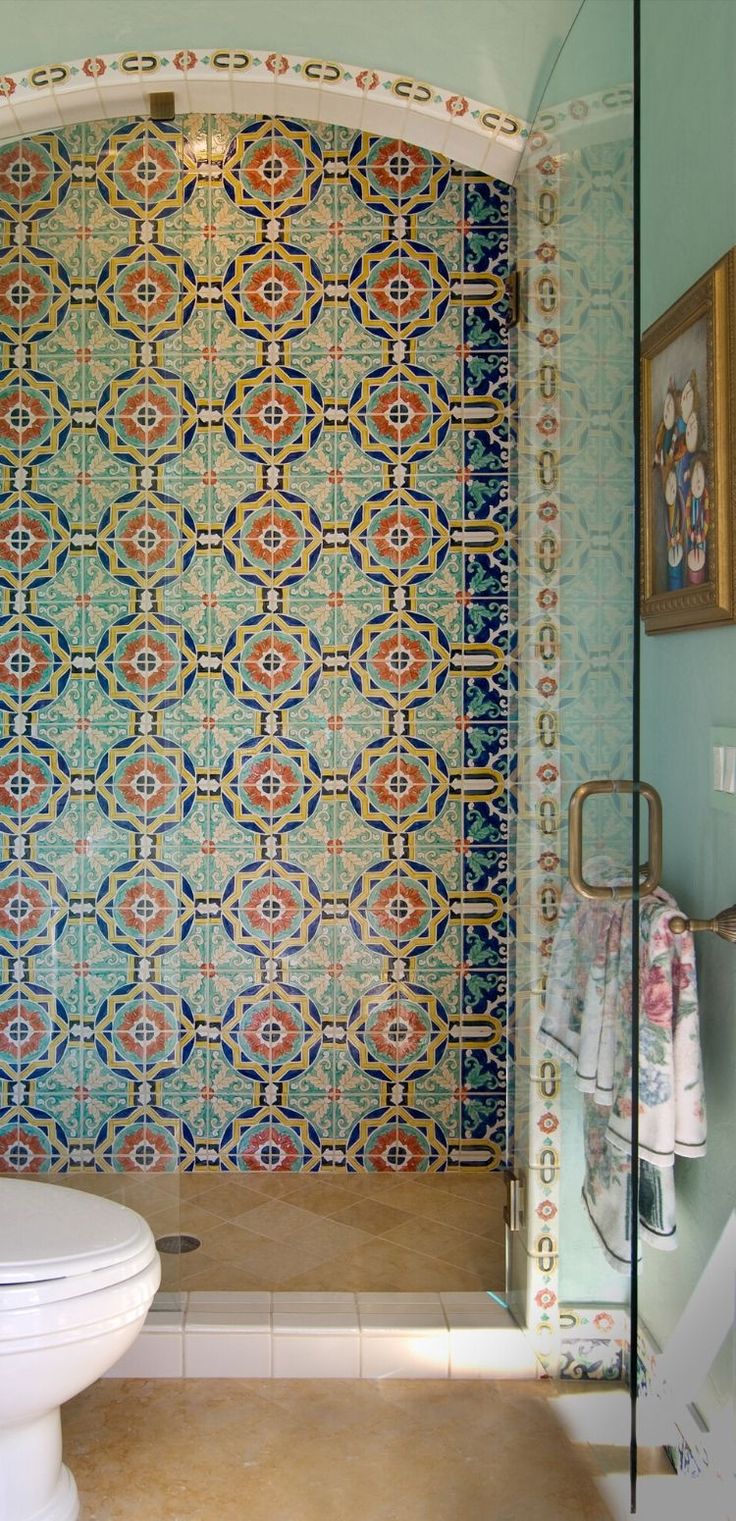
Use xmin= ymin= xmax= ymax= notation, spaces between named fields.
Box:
xmin=1 ymin=0 xmax=731 ymax=1507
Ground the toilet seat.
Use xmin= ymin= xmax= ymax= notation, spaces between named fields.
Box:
xmin=0 ymin=1180 xmax=157 ymax=1310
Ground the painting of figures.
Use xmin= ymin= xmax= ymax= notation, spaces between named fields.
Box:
xmin=641 ymin=250 xmax=735 ymax=632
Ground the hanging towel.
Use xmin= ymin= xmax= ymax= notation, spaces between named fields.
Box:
xmin=541 ymin=870 xmax=707 ymax=1272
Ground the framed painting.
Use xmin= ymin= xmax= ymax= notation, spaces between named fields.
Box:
xmin=640 ymin=248 xmax=735 ymax=633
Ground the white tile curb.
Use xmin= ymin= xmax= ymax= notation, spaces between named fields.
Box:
xmin=105 ymin=1291 xmax=540 ymax=1380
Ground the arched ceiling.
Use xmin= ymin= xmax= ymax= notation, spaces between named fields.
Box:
xmin=1 ymin=0 xmax=583 ymax=125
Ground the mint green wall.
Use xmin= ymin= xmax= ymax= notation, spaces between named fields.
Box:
xmin=544 ymin=0 xmax=631 ymax=107
xmin=640 ymin=0 xmax=736 ymax=1408
xmin=0 ymin=0 xmax=580 ymax=122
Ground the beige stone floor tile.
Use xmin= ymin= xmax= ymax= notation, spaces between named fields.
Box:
xmin=229 ymin=1198 xmax=325 ymax=1242
xmin=197 ymin=1220 xmax=269 ymax=1263
xmin=277 ymin=1213 xmax=373 ymax=1259
xmin=48 ymin=1172 xmax=507 ymax=1292
xmin=383 ymin=1214 xmax=502 ymax=1273
xmin=329 ymin=1197 xmax=413 ymax=1235
xmin=173 ymin=1177 xmax=265 ymax=1215
xmin=303 ymin=1238 xmax=493 ymax=1292
xmin=144 ymin=1205 xmax=230 ymax=1243
xmin=62 ymin=1379 xmax=612 ymax=1521
xmin=169 ymin=1256 xmax=267 ymax=1293
xmin=421 ymin=1170 xmax=508 ymax=1201
xmin=411 ymin=1192 xmax=506 ymax=1238
xmin=273 ymin=1178 xmax=357 ymax=1215
xmin=204 ymin=1227 xmax=337 ymax=1284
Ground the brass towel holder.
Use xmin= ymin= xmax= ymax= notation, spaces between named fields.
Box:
xmin=669 ymin=906 xmax=736 ymax=942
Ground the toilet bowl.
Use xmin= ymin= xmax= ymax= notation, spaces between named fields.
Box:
xmin=0 ymin=1178 xmax=161 ymax=1521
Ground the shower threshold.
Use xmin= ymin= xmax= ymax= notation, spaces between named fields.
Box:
xmin=105 ymin=1289 xmax=538 ymax=1380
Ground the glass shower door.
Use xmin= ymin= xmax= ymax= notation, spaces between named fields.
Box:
xmin=511 ymin=0 xmax=639 ymax=1490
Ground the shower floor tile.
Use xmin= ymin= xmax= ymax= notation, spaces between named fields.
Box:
xmin=62 ymin=1377 xmax=612 ymax=1521
xmin=54 ymin=1171 xmax=507 ymax=1291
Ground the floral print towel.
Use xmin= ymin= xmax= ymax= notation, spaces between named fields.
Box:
xmin=542 ymin=863 xmax=707 ymax=1271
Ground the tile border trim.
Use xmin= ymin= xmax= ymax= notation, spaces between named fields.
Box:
xmin=0 ymin=49 xmax=528 ymax=181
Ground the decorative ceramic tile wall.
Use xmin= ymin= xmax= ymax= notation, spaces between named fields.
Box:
xmin=0 ymin=115 xmax=513 ymax=1174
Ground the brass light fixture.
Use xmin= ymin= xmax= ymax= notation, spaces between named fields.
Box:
xmin=149 ymin=91 xmax=175 ymax=121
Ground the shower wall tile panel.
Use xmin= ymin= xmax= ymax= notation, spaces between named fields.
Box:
xmin=0 ymin=115 xmax=513 ymax=1174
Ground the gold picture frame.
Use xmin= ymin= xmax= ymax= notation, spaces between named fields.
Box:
xmin=640 ymin=248 xmax=735 ymax=633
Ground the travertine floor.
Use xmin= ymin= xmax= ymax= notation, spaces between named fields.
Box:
xmin=62 ymin=1378 xmax=613 ymax=1521
xmin=56 ymin=1170 xmax=506 ymax=1291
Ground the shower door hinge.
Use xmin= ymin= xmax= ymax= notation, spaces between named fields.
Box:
xmin=504 ymin=1170 xmax=525 ymax=1233
xmin=505 ymin=269 xmax=521 ymax=328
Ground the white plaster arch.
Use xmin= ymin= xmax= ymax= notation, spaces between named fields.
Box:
xmin=0 ymin=47 xmax=528 ymax=183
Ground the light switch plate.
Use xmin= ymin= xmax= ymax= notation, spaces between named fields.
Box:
xmin=711 ymin=728 xmax=736 ymax=814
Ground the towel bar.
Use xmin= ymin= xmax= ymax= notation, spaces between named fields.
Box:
xmin=669 ymin=905 xmax=736 ymax=942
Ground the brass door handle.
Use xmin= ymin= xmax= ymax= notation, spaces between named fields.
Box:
xmin=670 ymin=905 xmax=736 ymax=942
xmin=568 ymin=780 xmax=663 ymax=901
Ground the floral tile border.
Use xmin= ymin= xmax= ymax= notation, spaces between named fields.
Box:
xmin=0 ymin=48 xmax=529 ymax=182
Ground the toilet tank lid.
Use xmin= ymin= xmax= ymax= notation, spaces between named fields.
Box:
xmin=0 ymin=1179 xmax=153 ymax=1282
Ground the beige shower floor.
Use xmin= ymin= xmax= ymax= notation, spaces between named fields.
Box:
xmin=62 ymin=1378 xmax=613 ymax=1521
xmin=56 ymin=1170 xmax=506 ymax=1292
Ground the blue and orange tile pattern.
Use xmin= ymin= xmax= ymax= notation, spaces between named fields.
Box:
xmin=0 ymin=114 xmax=513 ymax=1174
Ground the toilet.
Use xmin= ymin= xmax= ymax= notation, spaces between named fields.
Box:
xmin=0 ymin=1179 xmax=161 ymax=1521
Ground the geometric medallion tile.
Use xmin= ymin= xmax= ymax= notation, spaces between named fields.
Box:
xmin=223 ymin=491 xmax=322 ymax=589
xmin=0 ymin=493 xmax=69 ymax=588
xmin=0 ymin=371 xmax=70 ymax=466
xmin=222 ymin=243 xmax=323 ymax=342
xmin=95 ymin=861 xmax=195 ymax=957
xmin=95 ymin=735 xmax=196 ymax=835
xmin=348 ymin=239 xmax=450 ymax=340
xmin=0 ymin=982 xmax=67 ymax=1076
xmin=94 ymin=982 xmax=195 ymax=1080
xmin=347 ymin=981 xmax=449 ymax=1081
xmin=348 ymin=736 xmax=448 ymax=833
xmin=222 ymin=118 xmax=324 ymax=219
xmin=220 ymin=735 xmax=321 ymax=835
xmin=221 ymin=981 xmax=322 ymax=1082
xmin=223 ymin=366 xmax=324 ymax=466
xmin=0 ymin=736 xmax=70 ymax=834
xmin=96 ymin=613 xmax=197 ymax=713
xmin=96 ymin=368 xmax=198 ymax=466
xmin=0 ymin=861 xmax=68 ymax=958
xmin=96 ymin=120 xmax=196 ymax=220
xmin=97 ymin=492 xmax=196 ymax=588
xmin=349 ymin=860 xmax=450 ymax=959
xmin=222 ymin=613 xmax=322 ymax=712
xmin=220 ymin=1105 xmax=322 ymax=1172
xmin=346 ymin=1106 xmax=449 ymax=1171
xmin=349 ymin=488 xmax=449 ymax=587
xmin=0 ymin=112 xmax=512 ymax=1178
xmin=348 ymin=135 xmax=450 ymax=216
xmin=349 ymin=612 xmax=450 ymax=711
xmin=0 ymin=247 xmax=71 ymax=345
xmin=96 ymin=246 xmax=197 ymax=343
xmin=348 ymin=365 xmax=451 ymax=463
xmin=221 ymin=861 xmax=322 ymax=960
xmin=0 ymin=134 xmax=71 ymax=222
xmin=0 ymin=617 xmax=70 ymax=715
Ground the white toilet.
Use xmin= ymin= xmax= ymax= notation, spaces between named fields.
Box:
xmin=0 ymin=1179 xmax=161 ymax=1521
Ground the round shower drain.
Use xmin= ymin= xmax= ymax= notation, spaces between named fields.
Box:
xmin=154 ymin=1233 xmax=201 ymax=1255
